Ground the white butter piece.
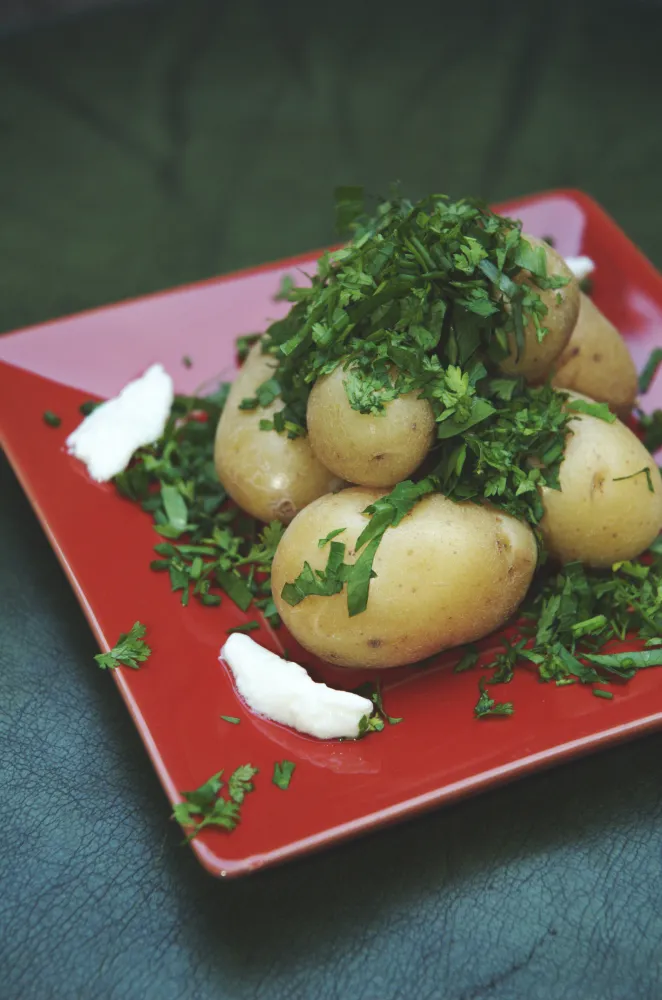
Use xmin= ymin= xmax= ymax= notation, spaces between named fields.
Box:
xmin=67 ymin=363 xmax=174 ymax=482
xmin=565 ymin=255 xmax=595 ymax=282
xmin=220 ymin=633 xmax=373 ymax=740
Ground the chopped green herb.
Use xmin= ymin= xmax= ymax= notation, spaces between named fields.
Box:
xmin=111 ymin=388 xmax=283 ymax=626
xmin=173 ymin=765 xmax=256 ymax=842
xmin=274 ymin=275 xmax=297 ymax=301
xmin=454 ymin=646 xmax=479 ymax=673
xmin=592 ymin=688 xmax=614 ymax=700
xmin=94 ymin=621 xmax=151 ymax=670
xmin=474 ymin=679 xmax=514 ymax=718
xmin=358 ymin=713 xmax=385 ymax=735
xmin=318 ymin=528 xmax=346 ymax=547
xmin=636 ymin=408 xmax=662 ymax=453
xmin=220 ymin=715 xmax=241 ymax=725
xmin=228 ymin=763 xmax=258 ymax=804
xmin=79 ymin=400 xmax=100 ymax=416
xmin=354 ymin=681 xmax=403 ymax=727
xmin=613 ymin=467 xmax=654 ymax=493
xmin=43 ymin=410 xmax=61 ymax=428
xmin=639 ymin=348 xmax=662 ymax=394
xmin=236 ymin=333 xmax=262 ymax=364
xmin=566 ymin=398 xmax=616 ymax=423
xmin=182 ymin=355 xmax=193 ymax=368
xmin=272 ymin=760 xmax=296 ymax=789
xmin=227 ymin=621 xmax=260 ymax=634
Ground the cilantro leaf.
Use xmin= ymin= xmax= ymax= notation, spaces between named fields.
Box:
xmin=94 ymin=622 xmax=151 ymax=670
xmin=272 ymin=760 xmax=296 ymax=790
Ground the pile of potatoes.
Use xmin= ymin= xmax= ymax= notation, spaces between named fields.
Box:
xmin=215 ymin=237 xmax=662 ymax=669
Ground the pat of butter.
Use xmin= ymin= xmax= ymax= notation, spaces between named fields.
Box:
xmin=565 ymin=255 xmax=595 ymax=282
xmin=220 ymin=633 xmax=373 ymax=740
xmin=67 ymin=364 xmax=174 ymax=482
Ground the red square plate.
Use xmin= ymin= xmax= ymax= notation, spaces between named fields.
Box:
xmin=2 ymin=189 xmax=662 ymax=878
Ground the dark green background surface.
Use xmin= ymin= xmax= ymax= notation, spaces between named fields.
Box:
xmin=2 ymin=2 xmax=662 ymax=998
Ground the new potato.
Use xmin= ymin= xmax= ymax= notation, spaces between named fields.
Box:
xmin=552 ymin=293 xmax=638 ymax=418
xmin=500 ymin=235 xmax=580 ymax=382
xmin=272 ymin=487 xmax=537 ymax=668
xmin=307 ymin=365 xmax=436 ymax=488
xmin=214 ymin=343 xmax=342 ymax=523
xmin=540 ymin=398 xmax=662 ymax=566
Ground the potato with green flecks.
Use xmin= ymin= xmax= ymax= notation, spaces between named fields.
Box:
xmin=500 ymin=235 xmax=580 ymax=382
xmin=307 ymin=365 xmax=436 ymax=488
xmin=271 ymin=486 xmax=537 ymax=668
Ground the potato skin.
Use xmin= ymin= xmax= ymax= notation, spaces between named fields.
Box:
xmin=214 ymin=344 xmax=342 ymax=523
xmin=500 ymin=235 xmax=580 ymax=382
xmin=540 ymin=404 xmax=662 ymax=567
xmin=272 ymin=487 xmax=537 ymax=668
xmin=552 ymin=293 xmax=638 ymax=419
xmin=306 ymin=365 xmax=436 ymax=488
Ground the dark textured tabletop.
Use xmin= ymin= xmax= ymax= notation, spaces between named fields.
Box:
xmin=2 ymin=2 xmax=662 ymax=998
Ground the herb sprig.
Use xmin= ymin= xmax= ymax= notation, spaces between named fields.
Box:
xmin=173 ymin=765 xmax=258 ymax=842
xmin=94 ymin=622 xmax=151 ymax=670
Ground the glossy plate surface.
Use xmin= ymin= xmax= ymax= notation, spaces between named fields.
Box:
xmin=2 ymin=190 xmax=662 ymax=878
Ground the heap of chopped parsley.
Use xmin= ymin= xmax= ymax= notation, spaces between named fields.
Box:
xmin=244 ymin=187 xmax=609 ymax=616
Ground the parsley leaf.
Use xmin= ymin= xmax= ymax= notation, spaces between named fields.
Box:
xmin=474 ymin=679 xmax=514 ymax=718
xmin=272 ymin=760 xmax=296 ymax=790
xmin=228 ymin=764 xmax=258 ymax=804
xmin=566 ymin=398 xmax=616 ymax=423
xmin=173 ymin=768 xmax=252 ymax=843
xmin=94 ymin=622 xmax=151 ymax=670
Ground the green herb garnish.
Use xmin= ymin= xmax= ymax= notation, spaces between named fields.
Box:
xmin=227 ymin=621 xmax=260 ymax=634
xmin=220 ymin=715 xmax=241 ymax=725
xmin=112 ymin=389 xmax=283 ymax=623
xmin=474 ymin=679 xmax=514 ymax=718
xmin=228 ymin=763 xmax=258 ymax=804
xmin=94 ymin=621 xmax=151 ymax=670
xmin=173 ymin=764 xmax=257 ymax=842
xmin=638 ymin=348 xmax=662 ymax=394
xmin=43 ymin=410 xmax=61 ymax=428
xmin=272 ymin=760 xmax=296 ymax=790
xmin=79 ymin=400 xmax=100 ymax=416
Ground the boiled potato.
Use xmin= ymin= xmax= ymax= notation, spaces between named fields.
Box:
xmin=552 ymin=293 xmax=638 ymax=419
xmin=500 ymin=235 xmax=580 ymax=381
xmin=272 ymin=487 xmax=537 ymax=668
xmin=540 ymin=398 xmax=662 ymax=566
xmin=214 ymin=343 xmax=342 ymax=523
xmin=307 ymin=365 xmax=436 ymax=488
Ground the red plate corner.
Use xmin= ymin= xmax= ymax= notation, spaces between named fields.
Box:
xmin=2 ymin=189 xmax=662 ymax=877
